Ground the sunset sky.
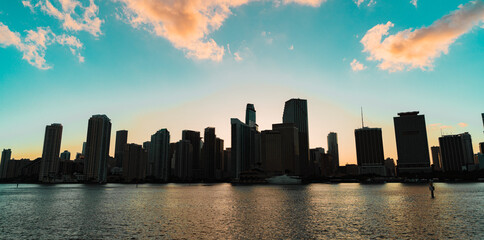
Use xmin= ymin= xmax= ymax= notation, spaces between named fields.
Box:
xmin=0 ymin=0 xmax=483 ymax=164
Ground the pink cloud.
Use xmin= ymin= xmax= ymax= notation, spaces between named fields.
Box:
xmin=361 ymin=1 xmax=484 ymax=72
xmin=23 ymin=0 xmax=103 ymax=37
xmin=350 ymin=58 xmax=366 ymax=71
xmin=458 ymin=122 xmax=468 ymax=128
xmin=116 ymin=0 xmax=323 ymax=61
xmin=0 ymin=22 xmax=83 ymax=69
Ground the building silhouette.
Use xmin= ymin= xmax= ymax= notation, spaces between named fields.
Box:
xmin=39 ymin=123 xmax=63 ymax=182
xmin=283 ymin=99 xmax=309 ymax=176
xmin=393 ymin=112 xmax=431 ymax=174
xmin=114 ymin=130 xmax=128 ymax=168
xmin=0 ymin=149 xmax=12 ymax=179
xmin=174 ymin=140 xmax=193 ymax=181
xmin=430 ymin=146 xmax=442 ymax=171
xmin=480 ymin=142 xmax=484 ymax=154
xmin=223 ymin=148 xmax=231 ymax=178
xmin=309 ymin=148 xmax=325 ymax=177
xmin=246 ymin=103 xmax=256 ymax=127
xmin=215 ymin=137 xmax=224 ymax=179
xmin=122 ymin=143 xmax=147 ymax=182
xmin=84 ymin=115 xmax=112 ymax=183
xmin=202 ymin=127 xmax=216 ymax=180
xmin=439 ymin=133 xmax=475 ymax=172
xmin=272 ymin=123 xmax=299 ymax=175
xmin=327 ymin=132 xmax=339 ymax=173
xmin=261 ymin=130 xmax=283 ymax=176
xmin=149 ymin=129 xmax=170 ymax=181
xmin=384 ymin=158 xmax=396 ymax=177
xmin=60 ymin=150 xmax=71 ymax=161
xmin=182 ymin=130 xmax=201 ymax=179
xmin=355 ymin=127 xmax=386 ymax=176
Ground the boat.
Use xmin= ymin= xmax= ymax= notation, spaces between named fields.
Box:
xmin=266 ymin=175 xmax=302 ymax=185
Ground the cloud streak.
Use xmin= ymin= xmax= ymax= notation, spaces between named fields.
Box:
xmin=22 ymin=0 xmax=103 ymax=37
xmin=0 ymin=22 xmax=83 ymax=69
xmin=115 ymin=0 xmax=323 ymax=61
xmin=361 ymin=1 xmax=484 ymax=72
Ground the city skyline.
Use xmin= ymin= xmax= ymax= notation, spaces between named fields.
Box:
xmin=0 ymin=0 xmax=483 ymax=164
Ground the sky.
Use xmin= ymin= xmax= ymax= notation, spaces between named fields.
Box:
xmin=0 ymin=0 xmax=483 ymax=165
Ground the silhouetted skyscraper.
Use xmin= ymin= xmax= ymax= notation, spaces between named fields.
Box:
xmin=231 ymin=118 xmax=251 ymax=179
xmin=431 ymin=146 xmax=442 ymax=171
xmin=327 ymin=132 xmax=339 ymax=173
xmin=439 ymin=132 xmax=474 ymax=172
xmin=60 ymin=150 xmax=71 ymax=161
xmin=175 ymin=140 xmax=193 ymax=181
xmin=394 ymin=112 xmax=431 ymax=174
xmin=261 ymin=130 xmax=283 ymax=176
xmin=39 ymin=123 xmax=63 ymax=182
xmin=114 ymin=130 xmax=128 ymax=168
xmin=149 ymin=129 xmax=170 ymax=181
xmin=0 ymin=149 xmax=11 ymax=179
xmin=182 ymin=130 xmax=202 ymax=179
xmin=283 ymin=98 xmax=309 ymax=176
xmin=272 ymin=123 xmax=299 ymax=175
xmin=215 ymin=137 xmax=224 ymax=179
xmin=246 ymin=103 xmax=256 ymax=127
xmin=355 ymin=127 xmax=386 ymax=176
xmin=82 ymin=142 xmax=86 ymax=155
xmin=122 ymin=143 xmax=147 ymax=182
xmin=84 ymin=115 xmax=112 ymax=183
xmin=480 ymin=142 xmax=484 ymax=154
xmin=202 ymin=127 xmax=216 ymax=180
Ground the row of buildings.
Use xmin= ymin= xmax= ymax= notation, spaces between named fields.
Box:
xmin=0 ymin=100 xmax=483 ymax=183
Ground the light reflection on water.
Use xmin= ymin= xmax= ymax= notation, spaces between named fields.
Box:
xmin=0 ymin=183 xmax=483 ymax=239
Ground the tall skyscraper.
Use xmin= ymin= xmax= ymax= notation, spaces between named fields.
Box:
xmin=82 ymin=142 xmax=86 ymax=155
xmin=393 ymin=112 xmax=431 ymax=174
xmin=114 ymin=130 xmax=128 ymax=168
xmin=39 ymin=123 xmax=63 ymax=182
xmin=283 ymin=98 xmax=309 ymax=176
xmin=482 ymin=113 xmax=484 ymax=129
xmin=182 ymin=130 xmax=202 ymax=179
xmin=202 ymin=127 xmax=216 ymax=180
xmin=439 ymin=132 xmax=475 ymax=172
xmin=430 ymin=146 xmax=442 ymax=171
xmin=60 ymin=150 xmax=71 ymax=161
xmin=149 ymin=129 xmax=170 ymax=181
xmin=84 ymin=115 xmax=112 ymax=183
xmin=261 ymin=130 xmax=283 ymax=176
xmin=245 ymin=103 xmax=256 ymax=127
xmin=174 ymin=140 xmax=193 ymax=181
xmin=122 ymin=143 xmax=147 ymax=182
xmin=480 ymin=142 xmax=484 ymax=154
xmin=231 ymin=118 xmax=251 ymax=179
xmin=355 ymin=127 xmax=386 ymax=176
xmin=0 ymin=149 xmax=12 ymax=179
xmin=272 ymin=123 xmax=299 ymax=175
xmin=215 ymin=137 xmax=224 ymax=179
xmin=327 ymin=132 xmax=339 ymax=173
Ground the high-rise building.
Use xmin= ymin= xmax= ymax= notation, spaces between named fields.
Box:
xmin=122 ymin=143 xmax=147 ymax=182
xmin=482 ymin=113 xmax=484 ymax=129
xmin=231 ymin=118 xmax=251 ymax=179
xmin=82 ymin=142 xmax=86 ymax=155
xmin=0 ymin=149 xmax=12 ymax=179
xmin=272 ymin=123 xmax=299 ymax=175
xmin=182 ymin=130 xmax=201 ymax=179
xmin=39 ymin=123 xmax=63 ymax=182
xmin=202 ymin=127 xmax=217 ymax=180
xmin=480 ymin=142 xmax=484 ymax=154
xmin=355 ymin=127 xmax=386 ymax=176
xmin=149 ymin=129 xmax=170 ymax=181
xmin=310 ymin=148 xmax=325 ymax=177
xmin=246 ymin=103 xmax=256 ymax=127
xmin=223 ymin=148 xmax=232 ymax=178
xmin=393 ymin=111 xmax=431 ymax=174
xmin=215 ymin=137 xmax=224 ymax=179
xmin=60 ymin=150 xmax=71 ymax=161
xmin=84 ymin=115 xmax=112 ymax=183
xmin=174 ymin=140 xmax=193 ymax=181
xmin=261 ymin=130 xmax=283 ymax=176
xmin=283 ymin=98 xmax=309 ymax=176
xmin=384 ymin=158 xmax=396 ymax=177
xmin=327 ymin=132 xmax=339 ymax=173
xmin=439 ymin=132 xmax=475 ymax=172
xmin=430 ymin=146 xmax=442 ymax=171
xmin=114 ymin=130 xmax=128 ymax=168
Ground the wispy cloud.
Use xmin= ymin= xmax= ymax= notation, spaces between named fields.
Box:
xmin=22 ymin=0 xmax=103 ymax=37
xmin=410 ymin=0 xmax=417 ymax=8
xmin=361 ymin=1 xmax=484 ymax=72
xmin=0 ymin=22 xmax=83 ymax=69
xmin=354 ymin=0 xmax=376 ymax=7
xmin=458 ymin=122 xmax=468 ymax=128
xmin=234 ymin=52 xmax=243 ymax=61
xmin=289 ymin=44 xmax=294 ymax=50
xmin=350 ymin=58 xmax=366 ymax=71
xmin=115 ymin=0 xmax=323 ymax=61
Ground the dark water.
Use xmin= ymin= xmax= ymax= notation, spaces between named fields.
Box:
xmin=0 ymin=183 xmax=483 ymax=239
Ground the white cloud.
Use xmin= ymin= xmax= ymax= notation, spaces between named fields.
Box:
xmin=0 ymin=22 xmax=83 ymax=69
xmin=354 ymin=0 xmax=375 ymax=7
xmin=350 ymin=58 xmax=366 ymax=71
xmin=361 ymin=1 xmax=484 ymax=72
xmin=410 ymin=0 xmax=417 ymax=8
xmin=234 ymin=52 xmax=243 ymax=61
xmin=22 ymin=0 xmax=103 ymax=37
xmin=289 ymin=44 xmax=294 ymax=50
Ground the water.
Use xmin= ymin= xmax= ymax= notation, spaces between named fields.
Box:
xmin=0 ymin=183 xmax=483 ymax=239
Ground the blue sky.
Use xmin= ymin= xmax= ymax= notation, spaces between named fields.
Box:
xmin=0 ymin=0 xmax=483 ymax=164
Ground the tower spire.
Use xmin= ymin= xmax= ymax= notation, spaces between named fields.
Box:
xmin=361 ymin=107 xmax=365 ymax=128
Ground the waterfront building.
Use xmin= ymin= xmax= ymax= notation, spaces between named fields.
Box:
xmin=84 ymin=115 xmax=112 ymax=183
xmin=355 ymin=127 xmax=386 ymax=176
xmin=174 ymin=140 xmax=193 ymax=181
xmin=114 ymin=130 xmax=128 ymax=168
xmin=261 ymin=130 xmax=283 ymax=176
xmin=327 ymin=132 xmax=339 ymax=173
xmin=0 ymin=149 xmax=12 ymax=179
xmin=283 ymin=98 xmax=309 ymax=176
xmin=439 ymin=132 xmax=475 ymax=172
xmin=60 ymin=150 xmax=71 ymax=161
xmin=202 ymin=127 xmax=217 ymax=180
xmin=123 ymin=143 xmax=147 ymax=182
xmin=246 ymin=103 xmax=257 ymax=128
xmin=149 ymin=129 xmax=170 ymax=181
xmin=39 ymin=123 xmax=63 ymax=182
xmin=393 ymin=111 xmax=431 ymax=174
xmin=182 ymin=130 xmax=202 ymax=179
xmin=431 ymin=146 xmax=442 ymax=171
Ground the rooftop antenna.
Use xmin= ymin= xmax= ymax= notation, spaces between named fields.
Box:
xmin=361 ymin=106 xmax=365 ymax=128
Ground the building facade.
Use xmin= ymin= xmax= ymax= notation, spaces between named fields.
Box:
xmin=0 ymin=149 xmax=12 ymax=179
xmin=355 ymin=127 xmax=386 ymax=176
xmin=327 ymin=132 xmax=339 ymax=173
xmin=282 ymin=99 xmax=309 ymax=176
xmin=149 ymin=129 xmax=170 ymax=181
xmin=39 ymin=123 xmax=63 ymax=182
xmin=114 ymin=130 xmax=128 ymax=168
xmin=84 ymin=115 xmax=112 ymax=183
xmin=439 ymin=133 xmax=475 ymax=172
